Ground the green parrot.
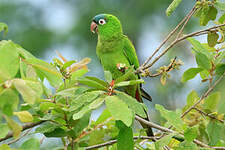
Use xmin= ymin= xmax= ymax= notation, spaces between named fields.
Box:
xmin=90 ymin=14 xmax=154 ymax=136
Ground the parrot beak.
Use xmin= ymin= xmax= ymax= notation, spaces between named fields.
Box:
xmin=90 ymin=21 xmax=98 ymax=34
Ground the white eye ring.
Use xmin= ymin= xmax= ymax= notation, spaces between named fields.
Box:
xmin=99 ymin=19 xmax=106 ymax=25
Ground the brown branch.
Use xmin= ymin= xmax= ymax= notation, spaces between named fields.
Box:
xmin=139 ymin=5 xmax=196 ymax=71
xmin=135 ymin=115 xmax=225 ymax=149
xmin=85 ymin=136 xmax=158 ymax=150
xmin=6 ymin=128 xmax=32 ymax=145
xmin=176 ymin=7 xmax=197 ymax=39
xmin=194 ymin=107 xmax=224 ymax=123
xmin=0 ymin=121 xmax=45 ymax=142
xmin=181 ymin=71 xmax=225 ymax=118
xmin=141 ymin=23 xmax=225 ymax=70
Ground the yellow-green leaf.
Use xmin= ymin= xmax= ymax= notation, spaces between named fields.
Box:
xmin=207 ymin=32 xmax=219 ymax=47
xmin=14 ymin=111 xmax=33 ymax=123
xmin=166 ymin=0 xmax=182 ymax=16
xmin=4 ymin=116 xmax=22 ymax=139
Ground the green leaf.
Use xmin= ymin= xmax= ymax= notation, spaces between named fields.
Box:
xmin=215 ymin=64 xmax=225 ymax=76
xmin=116 ymin=91 xmax=147 ymax=118
xmin=70 ymin=91 xmax=103 ymax=111
xmin=5 ymin=116 xmax=22 ymax=139
xmin=104 ymin=71 xmax=112 ymax=83
xmin=26 ymin=65 xmax=37 ymax=80
xmin=215 ymin=51 xmax=225 ymax=65
xmin=0 ymin=40 xmax=20 ymax=82
xmin=85 ymin=76 xmax=108 ymax=87
xmin=116 ymin=120 xmax=134 ymax=150
xmin=44 ymin=128 xmax=67 ymax=137
xmin=71 ymin=68 xmax=88 ymax=80
xmin=200 ymin=6 xmax=217 ymax=26
xmin=187 ymin=38 xmax=211 ymax=58
xmin=95 ymin=108 xmax=112 ymax=125
xmin=114 ymin=79 xmax=144 ymax=88
xmin=203 ymin=92 xmax=221 ymax=112
xmin=155 ymin=104 xmax=186 ymax=132
xmin=195 ymin=51 xmax=211 ymax=70
xmin=166 ymin=0 xmax=182 ymax=16
xmin=0 ymin=23 xmax=8 ymax=36
xmin=105 ymin=96 xmax=133 ymax=127
xmin=73 ymin=96 xmax=105 ymax=120
xmin=13 ymin=79 xmax=43 ymax=104
xmin=175 ymin=141 xmax=198 ymax=150
xmin=215 ymin=2 xmax=225 ymax=11
xmin=0 ymin=124 xmax=9 ymax=138
xmin=181 ymin=68 xmax=203 ymax=82
xmin=155 ymin=134 xmax=174 ymax=150
xmin=62 ymin=60 xmax=76 ymax=70
xmin=26 ymin=58 xmax=63 ymax=87
xmin=0 ymin=144 xmax=10 ymax=150
xmin=20 ymin=138 xmax=40 ymax=150
xmin=56 ymin=87 xmax=79 ymax=97
xmin=114 ymin=68 xmax=133 ymax=84
xmin=200 ymin=69 xmax=210 ymax=80
xmin=0 ymin=89 xmax=19 ymax=116
xmin=183 ymin=90 xmax=199 ymax=112
xmin=218 ymin=14 xmax=225 ymax=24
xmin=14 ymin=111 xmax=33 ymax=123
xmin=77 ymin=78 xmax=107 ymax=90
xmin=70 ymin=112 xmax=91 ymax=137
xmin=35 ymin=121 xmax=60 ymax=134
xmin=207 ymin=32 xmax=219 ymax=47
xmin=207 ymin=121 xmax=225 ymax=145
xmin=184 ymin=126 xmax=198 ymax=142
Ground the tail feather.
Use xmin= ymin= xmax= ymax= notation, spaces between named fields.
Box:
xmin=135 ymin=89 xmax=154 ymax=138
xmin=140 ymin=87 xmax=152 ymax=102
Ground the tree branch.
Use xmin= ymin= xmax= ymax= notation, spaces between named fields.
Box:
xmin=141 ymin=23 xmax=225 ymax=71
xmin=181 ymin=71 xmax=225 ymax=118
xmin=139 ymin=5 xmax=196 ymax=71
xmin=85 ymin=136 xmax=158 ymax=150
xmin=0 ymin=121 xmax=45 ymax=142
xmin=135 ymin=115 xmax=225 ymax=149
xmin=194 ymin=107 xmax=224 ymax=123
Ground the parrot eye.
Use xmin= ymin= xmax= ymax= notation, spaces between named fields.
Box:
xmin=99 ymin=19 xmax=106 ymax=25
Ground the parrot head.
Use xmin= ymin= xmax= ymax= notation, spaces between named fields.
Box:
xmin=90 ymin=14 xmax=123 ymax=39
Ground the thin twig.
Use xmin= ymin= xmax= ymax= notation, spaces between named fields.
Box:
xmin=6 ymin=128 xmax=32 ymax=145
xmin=194 ymin=107 xmax=224 ymax=123
xmin=147 ymin=57 xmax=177 ymax=77
xmin=176 ymin=7 xmax=197 ymax=39
xmin=0 ymin=121 xmax=45 ymax=142
xmin=135 ymin=115 xmax=225 ymax=149
xmin=142 ymin=23 xmax=225 ymax=70
xmin=139 ymin=5 xmax=196 ymax=71
xmin=85 ymin=136 xmax=158 ymax=150
xmin=181 ymin=71 xmax=225 ymax=118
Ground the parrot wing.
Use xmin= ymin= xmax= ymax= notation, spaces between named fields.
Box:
xmin=123 ymin=35 xmax=152 ymax=102
xmin=122 ymin=35 xmax=140 ymax=70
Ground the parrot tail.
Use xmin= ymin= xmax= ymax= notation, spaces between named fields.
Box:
xmin=135 ymin=90 xmax=155 ymax=138
xmin=140 ymin=87 xmax=152 ymax=102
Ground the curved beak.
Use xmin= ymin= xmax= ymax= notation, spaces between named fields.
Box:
xmin=90 ymin=21 xmax=98 ymax=34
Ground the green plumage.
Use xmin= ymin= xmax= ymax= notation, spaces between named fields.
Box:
xmin=91 ymin=14 xmax=153 ymax=136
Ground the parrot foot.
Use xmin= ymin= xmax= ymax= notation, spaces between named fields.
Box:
xmin=116 ymin=63 xmax=128 ymax=72
xmin=108 ymin=80 xmax=115 ymax=96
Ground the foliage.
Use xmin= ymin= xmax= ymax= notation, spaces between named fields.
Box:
xmin=0 ymin=0 xmax=225 ymax=150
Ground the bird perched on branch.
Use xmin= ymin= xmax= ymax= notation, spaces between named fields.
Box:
xmin=90 ymin=14 xmax=154 ymax=137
